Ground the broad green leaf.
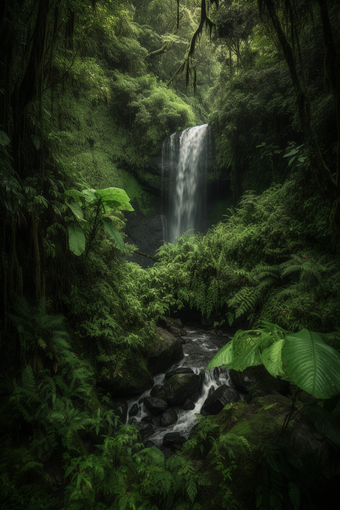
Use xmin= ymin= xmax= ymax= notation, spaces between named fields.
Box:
xmin=304 ymin=403 xmax=340 ymax=446
xmin=226 ymin=340 xmax=263 ymax=371
xmin=206 ymin=341 xmax=233 ymax=370
xmin=81 ymin=189 xmax=97 ymax=203
xmin=0 ymin=130 xmax=10 ymax=146
xmin=104 ymin=200 xmax=121 ymax=209
xmin=65 ymin=189 xmax=83 ymax=201
xmin=95 ymin=187 xmax=134 ymax=211
xmin=261 ymin=340 xmax=285 ymax=377
xmin=207 ymin=329 xmax=273 ymax=371
xmin=101 ymin=218 xmax=124 ymax=251
xmin=261 ymin=321 xmax=288 ymax=339
xmin=282 ymin=329 xmax=340 ymax=398
xmin=67 ymin=201 xmax=84 ymax=221
xmin=68 ymin=223 xmax=86 ymax=256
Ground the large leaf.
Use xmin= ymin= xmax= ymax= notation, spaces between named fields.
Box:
xmin=261 ymin=339 xmax=285 ymax=377
xmin=101 ymin=217 xmax=124 ymax=251
xmin=206 ymin=329 xmax=272 ymax=371
xmin=65 ymin=188 xmax=84 ymax=202
xmin=67 ymin=201 xmax=84 ymax=221
xmin=0 ymin=130 xmax=10 ymax=146
xmin=95 ymin=187 xmax=134 ymax=211
xmin=81 ymin=189 xmax=97 ymax=203
xmin=206 ymin=341 xmax=233 ymax=370
xmin=68 ymin=223 xmax=86 ymax=256
xmin=282 ymin=329 xmax=340 ymax=398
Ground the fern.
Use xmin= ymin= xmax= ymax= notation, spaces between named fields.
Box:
xmin=254 ymin=438 xmax=309 ymax=510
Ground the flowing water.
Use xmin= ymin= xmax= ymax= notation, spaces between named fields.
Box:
xmin=161 ymin=125 xmax=211 ymax=243
xmin=126 ymin=326 xmax=234 ymax=447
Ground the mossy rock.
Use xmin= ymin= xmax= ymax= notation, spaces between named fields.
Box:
xmin=147 ymin=327 xmax=184 ymax=375
xmin=158 ymin=372 xmax=203 ymax=406
xmin=98 ymin=349 xmax=153 ymax=398
xmin=188 ymin=395 xmax=336 ymax=509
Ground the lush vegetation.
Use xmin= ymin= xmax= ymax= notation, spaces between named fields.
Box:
xmin=1 ymin=0 xmax=340 ymax=509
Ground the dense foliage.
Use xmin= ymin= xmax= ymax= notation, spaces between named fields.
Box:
xmin=1 ymin=0 xmax=340 ymax=509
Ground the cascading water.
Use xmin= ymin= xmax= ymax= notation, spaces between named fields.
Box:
xmin=161 ymin=124 xmax=211 ymax=243
xmin=126 ymin=327 xmax=236 ymax=448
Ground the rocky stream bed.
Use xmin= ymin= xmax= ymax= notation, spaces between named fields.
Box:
xmin=125 ymin=325 xmax=242 ymax=455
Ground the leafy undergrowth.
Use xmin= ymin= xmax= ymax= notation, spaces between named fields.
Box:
xmin=131 ymin=168 xmax=340 ymax=336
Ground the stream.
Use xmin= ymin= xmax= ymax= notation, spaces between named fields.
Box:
xmin=126 ymin=326 xmax=235 ymax=448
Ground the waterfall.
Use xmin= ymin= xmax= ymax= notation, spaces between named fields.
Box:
xmin=161 ymin=124 xmax=211 ymax=243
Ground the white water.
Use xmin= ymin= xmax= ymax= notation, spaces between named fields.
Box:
xmin=126 ymin=327 xmax=234 ymax=447
xmin=162 ymin=124 xmax=210 ymax=243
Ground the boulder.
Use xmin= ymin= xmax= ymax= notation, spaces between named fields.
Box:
xmin=229 ymin=365 xmax=290 ymax=398
xmin=163 ymin=432 xmax=186 ymax=450
xmin=144 ymin=397 xmax=168 ymax=415
xmin=160 ymin=372 xmax=204 ymax=406
xmin=141 ymin=415 xmax=161 ymax=427
xmin=168 ymin=325 xmax=187 ymax=338
xmin=201 ymin=384 xmax=240 ymax=416
xmin=165 ymin=367 xmax=194 ymax=379
xmin=139 ymin=424 xmax=154 ymax=441
xmin=129 ymin=403 xmax=139 ymax=417
xmin=165 ymin=317 xmax=184 ymax=329
xmin=144 ymin=440 xmax=157 ymax=448
xmin=98 ymin=352 xmax=154 ymax=398
xmin=147 ymin=328 xmax=184 ymax=375
xmin=150 ymin=384 xmax=165 ymax=397
xmin=183 ymin=399 xmax=195 ymax=411
xmin=160 ymin=408 xmax=178 ymax=427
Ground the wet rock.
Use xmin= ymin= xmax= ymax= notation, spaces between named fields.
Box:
xmin=183 ymin=399 xmax=195 ymax=411
xmin=165 ymin=367 xmax=194 ymax=379
xmin=208 ymin=385 xmax=216 ymax=397
xmin=168 ymin=325 xmax=187 ymax=338
xmin=144 ymin=440 xmax=157 ymax=448
xmin=144 ymin=397 xmax=168 ymax=415
xmin=201 ymin=384 xmax=240 ymax=416
xmin=160 ymin=408 xmax=178 ymax=427
xmin=160 ymin=372 xmax=204 ymax=406
xmin=150 ymin=384 xmax=165 ymax=397
xmin=163 ymin=432 xmax=186 ymax=450
xmin=141 ymin=415 xmax=153 ymax=424
xmin=213 ymin=366 xmax=229 ymax=380
xmin=129 ymin=403 xmax=139 ymax=417
xmin=139 ymin=424 xmax=155 ymax=440
xmin=151 ymin=416 xmax=161 ymax=427
xmin=147 ymin=328 xmax=184 ymax=375
xmin=165 ymin=317 xmax=184 ymax=329
xmin=229 ymin=365 xmax=290 ymax=397
xmin=142 ymin=415 xmax=161 ymax=427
